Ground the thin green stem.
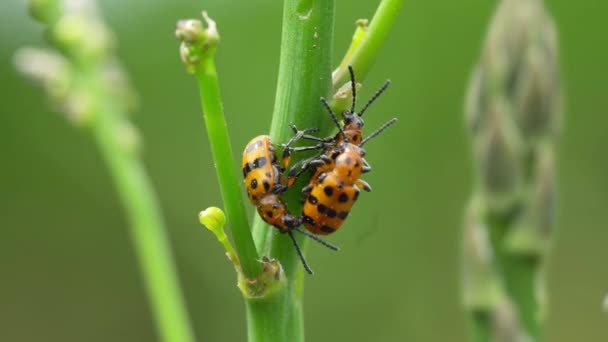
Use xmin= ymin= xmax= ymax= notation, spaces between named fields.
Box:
xmin=332 ymin=0 xmax=405 ymax=90
xmin=194 ymin=52 xmax=261 ymax=279
xmin=92 ymin=94 xmax=195 ymax=342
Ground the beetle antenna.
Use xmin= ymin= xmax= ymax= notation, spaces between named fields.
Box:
xmin=348 ymin=65 xmax=357 ymax=114
xmin=294 ymin=226 xmax=339 ymax=251
xmin=286 ymin=229 xmax=313 ymax=274
xmin=321 ymin=97 xmax=348 ymax=142
xmin=359 ymin=80 xmax=391 ymax=117
xmin=360 ymin=118 xmax=397 ymax=147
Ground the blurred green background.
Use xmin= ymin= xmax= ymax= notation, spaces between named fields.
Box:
xmin=1 ymin=0 xmax=607 ymax=341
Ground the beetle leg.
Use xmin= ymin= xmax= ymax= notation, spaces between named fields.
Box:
xmin=356 ymin=179 xmax=372 ymax=192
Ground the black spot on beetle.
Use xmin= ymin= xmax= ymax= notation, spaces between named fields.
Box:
xmin=251 ymin=195 xmax=257 ymax=201
xmin=354 ymin=161 xmax=360 ymax=168
xmin=326 ymin=208 xmax=337 ymax=218
xmin=266 ymin=211 xmax=273 ymax=218
xmin=320 ymin=225 xmax=335 ymax=233
xmin=352 ymin=135 xmax=358 ymax=143
xmin=243 ymin=164 xmax=252 ymax=177
xmin=303 ymin=215 xmax=316 ymax=226
xmin=250 ymin=179 xmax=258 ymax=189
xmin=308 ymin=195 xmax=318 ymax=205
xmin=324 ymin=186 xmax=333 ymax=197
xmin=338 ymin=193 xmax=349 ymax=203
xmin=337 ymin=211 xmax=349 ymax=219
xmin=317 ymin=204 xmax=327 ymax=213
xmin=263 ymin=180 xmax=270 ymax=191
xmin=331 ymin=150 xmax=340 ymax=160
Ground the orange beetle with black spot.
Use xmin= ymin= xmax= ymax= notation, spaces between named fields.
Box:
xmin=242 ymin=133 xmax=338 ymax=274
xmin=285 ymin=66 xmax=397 ymax=235
xmin=242 ymin=135 xmax=299 ymax=231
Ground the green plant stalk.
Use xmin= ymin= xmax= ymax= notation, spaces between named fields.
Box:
xmin=248 ymin=0 xmax=335 ymax=341
xmin=194 ymin=53 xmax=262 ymax=279
xmin=487 ymin=213 xmax=541 ymax=340
xmin=24 ymin=0 xmax=196 ymax=338
xmin=87 ymin=79 xmax=195 ymax=342
xmin=332 ymin=0 xmax=405 ymax=90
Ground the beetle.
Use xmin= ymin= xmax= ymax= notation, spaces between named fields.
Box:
xmin=283 ymin=66 xmax=397 ymax=234
xmin=242 ymin=133 xmax=337 ymax=274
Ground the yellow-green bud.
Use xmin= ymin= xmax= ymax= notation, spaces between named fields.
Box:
xmin=199 ymin=206 xmax=226 ymax=235
xmin=14 ymin=47 xmax=71 ymax=95
xmin=175 ymin=12 xmax=220 ymax=73
xmin=175 ymin=19 xmax=205 ymax=43
xmin=54 ymin=14 xmax=114 ymax=60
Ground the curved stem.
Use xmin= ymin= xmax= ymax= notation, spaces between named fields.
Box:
xmin=332 ymin=0 xmax=405 ymax=90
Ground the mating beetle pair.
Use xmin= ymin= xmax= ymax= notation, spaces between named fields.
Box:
xmin=242 ymin=66 xmax=396 ymax=274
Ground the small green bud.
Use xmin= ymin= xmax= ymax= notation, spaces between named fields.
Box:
xmin=28 ymin=0 xmax=58 ymax=23
xmin=198 ymin=207 xmax=239 ymax=267
xmin=476 ymin=98 xmax=524 ymax=213
xmin=199 ymin=206 xmax=227 ymax=235
xmin=14 ymin=47 xmax=71 ymax=93
xmin=176 ymin=12 xmax=220 ymax=73
xmin=352 ymin=18 xmax=368 ymax=42
xmin=514 ymin=41 xmax=561 ymax=143
xmin=54 ymin=14 xmax=114 ymax=61
xmin=505 ymin=145 xmax=555 ymax=257
xmin=462 ymin=199 xmax=503 ymax=311
xmin=14 ymin=47 xmax=97 ymax=126
xmin=175 ymin=19 xmax=205 ymax=43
